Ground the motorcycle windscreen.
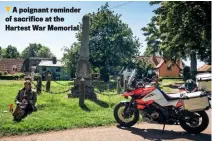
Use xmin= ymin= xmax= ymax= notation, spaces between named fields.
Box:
xmin=127 ymin=69 xmax=137 ymax=86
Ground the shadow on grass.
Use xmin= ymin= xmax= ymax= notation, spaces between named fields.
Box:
xmin=80 ymin=104 xmax=91 ymax=112
xmin=116 ymin=125 xmax=211 ymax=141
xmin=89 ymin=99 xmax=109 ymax=108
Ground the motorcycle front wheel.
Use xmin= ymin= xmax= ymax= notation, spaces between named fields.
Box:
xmin=179 ymin=111 xmax=209 ymax=134
xmin=114 ymin=102 xmax=139 ymax=127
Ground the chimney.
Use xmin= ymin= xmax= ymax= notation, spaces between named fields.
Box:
xmin=52 ymin=57 xmax=57 ymax=64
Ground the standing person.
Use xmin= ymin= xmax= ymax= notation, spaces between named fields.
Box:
xmin=46 ymin=72 xmax=51 ymax=92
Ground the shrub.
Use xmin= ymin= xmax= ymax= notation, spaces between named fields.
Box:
xmin=93 ymin=80 xmax=117 ymax=91
xmin=162 ymin=76 xmax=183 ymax=79
xmin=34 ymin=73 xmax=42 ymax=81
xmin=4 ymin=71 xmax=8 ymax=75
xmin=0 ymin=73 xmax=25 ymax=80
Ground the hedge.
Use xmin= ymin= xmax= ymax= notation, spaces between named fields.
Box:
xmin=34 ymin=73 xmax=42 ymax=81
xmin=0 ymin=73 xmax=25 ymax=80
xmin=161 ymin=76 xmax=183 ymax=79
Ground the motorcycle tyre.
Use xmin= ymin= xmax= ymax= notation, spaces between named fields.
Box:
xmin=179 ymin=111 xmax=209 ymax=134
xmin=114 ymin=103 xmax=139 ymax=127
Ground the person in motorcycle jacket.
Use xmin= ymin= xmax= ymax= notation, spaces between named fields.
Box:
xmin=14 ymin=80 xmax=37 ymax=115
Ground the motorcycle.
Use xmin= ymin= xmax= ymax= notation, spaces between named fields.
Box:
xmin=114 ymin=84 xmax=211 ymax=134
xmin=13 ymin=96 xmax=31 ymax=122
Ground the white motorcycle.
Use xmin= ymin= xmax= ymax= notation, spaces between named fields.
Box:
xmin=114 ymin=85 xmax=211 ymax=134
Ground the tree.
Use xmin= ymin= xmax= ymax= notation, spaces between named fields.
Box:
xmin=141 ymin=16 xmax=161 ymax=56
xmin=134 ymin=58 xmax=154 ymax=79
xmin=0 ymin=46 xmax=2 ymax=58
xmin=21 ymin=43 xmax=54 ymax=59
xmin=65 ymin=3 xmax=140 ymax=82
xmin=142 ymin=1 xmax=211 ymax=80
xmin=62 ymin=43 xmax=80 ymax=78
xmin=183 ymin=66 xmax=191 ymax=82
xmin=1 ymin=45 xmax=20 ymax=58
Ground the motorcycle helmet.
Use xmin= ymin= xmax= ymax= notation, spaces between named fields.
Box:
xmin=184 ymin=79 xmax=198 ymax=92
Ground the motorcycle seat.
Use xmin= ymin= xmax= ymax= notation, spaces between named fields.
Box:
xmin=157 ymin=87 xmax=206 ymax=100
xmin=166 ymin=91 xmax=205 ymax=100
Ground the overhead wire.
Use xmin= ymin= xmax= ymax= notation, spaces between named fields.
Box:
xmin=110 ymin=1 xmax=134 ymax=10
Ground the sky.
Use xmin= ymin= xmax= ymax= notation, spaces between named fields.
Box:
xmin=0 ymin=1 xmax=205 ymax=68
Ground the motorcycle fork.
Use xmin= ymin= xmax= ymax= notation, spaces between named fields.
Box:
xmin=123 ymin=98 xmax=135 ymax=115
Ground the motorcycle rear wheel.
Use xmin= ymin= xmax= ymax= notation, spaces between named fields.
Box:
xmin=179 ymin=111 xmax=209 ymax=134
xmin=114 ymin=102 xmax=139 ymax=127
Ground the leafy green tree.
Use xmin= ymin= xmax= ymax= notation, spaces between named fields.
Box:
xmin=62 ymin=43 xmax=80 ymax=78
xmin=0 ymin=46 xmax=2 ymax=58
xmin=65 ymin=3 xmax=140 ymax=82
xmin=1 ymin=45 xmax=20 ymax=58
xmin=134 ymin=58 xmax=154 ymax=79
xmin=21 ymin=43 xmax=54 ymax=59
xmin=142 ymin=1 xmax=211 ymax=80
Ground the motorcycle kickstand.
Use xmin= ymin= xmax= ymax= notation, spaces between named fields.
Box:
xmin=162 ymin=123 xmax=166 ymax=134
xmin=158 ymin=123 xmax=166 ymax=141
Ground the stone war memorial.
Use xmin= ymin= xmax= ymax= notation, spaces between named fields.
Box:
xmin=69 ymin=15 xmax=97 ymax=100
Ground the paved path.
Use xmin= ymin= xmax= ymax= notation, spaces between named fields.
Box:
xmin=1 ymin=110 xmax=211 ymax=141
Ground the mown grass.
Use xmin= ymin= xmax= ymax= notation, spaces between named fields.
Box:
xmin=160 ymin=79 xmax=183 ymax=93
xmin=0 ymin=79 xmax=181 ymax=136
xmin=0 ymin=80 xmax=125 ymax=136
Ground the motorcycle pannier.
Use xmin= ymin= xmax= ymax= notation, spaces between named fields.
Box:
xmin=182 ymin=96 xmax=209 ymax=111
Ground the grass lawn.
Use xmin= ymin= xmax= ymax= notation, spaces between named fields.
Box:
xmin=0 ymin=80 xmax=126 ymax=136
xmin=160 ymin=79 xmax=184 ymax=93
xmin=0 ymin=79 xmax=182 ymax=136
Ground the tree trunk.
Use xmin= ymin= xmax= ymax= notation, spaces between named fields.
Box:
xmin=190 ymin=51 xmax=197 ymax=81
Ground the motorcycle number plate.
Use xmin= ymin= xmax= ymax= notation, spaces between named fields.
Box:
xmin=182 ymin=96 xmax=209 ymax=111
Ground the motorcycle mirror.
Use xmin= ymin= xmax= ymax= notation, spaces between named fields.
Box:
xmin=148 ymin=70 xmax=153 ymax=75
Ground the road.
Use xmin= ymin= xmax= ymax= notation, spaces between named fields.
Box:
xmin=1 ymin=110 xmax=211 ymax=141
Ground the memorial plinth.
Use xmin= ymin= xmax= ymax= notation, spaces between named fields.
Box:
xmin=69 ymin=15 xmax=97 ymax=100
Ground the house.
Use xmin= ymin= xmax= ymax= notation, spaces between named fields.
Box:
xmin=24 ymin=57 xmax=53 ymax=72
xmin=197 ymin=64 xmax=211 ymax=73
xmin=37 ymin=59 xmax=70 ymax=80
xmin=121 ymin=56 xmax=184 ymax=79
xmin=0 ymin=58 xmax=25 ymax=74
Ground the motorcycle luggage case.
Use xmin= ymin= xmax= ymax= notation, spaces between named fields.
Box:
xmin=182 ymin=96 xmax=209 ymax=112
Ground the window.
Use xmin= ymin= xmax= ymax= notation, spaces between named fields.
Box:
xmin=56 ymin=67 xmax=61 ymax=72
xmin=42 ymin=67 xmax=46 ymax=71
xmin=167 ymin=63 xmax=173 ymax=71
xmin=167 ymin=66 xmax=172 ymax=71
xmin=12 ymin=65 xmax=17 ymax=71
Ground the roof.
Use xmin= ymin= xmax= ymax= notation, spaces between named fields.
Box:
xmin=0 ymin=58 xmax=24 ymax=72
xmin=38 ymin=60 xmax=64 ymax=67
xmin=136 ymin=56 xmax=184 ymax=69
xmin=197 ymin=64 xmax=211 ymax=72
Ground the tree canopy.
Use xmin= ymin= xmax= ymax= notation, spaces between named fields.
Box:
xmin=142 ymin=1 xmax=211 ymax=79
xmin=21 ymin=43 xmax=54 ymax=59
xmin=63 ymin=3 xmax=140 ymax=81
xmin=62 ymin=43 xmax=80 ymax=78
xmin=1 ymin=45 xmax=20 ymax=58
